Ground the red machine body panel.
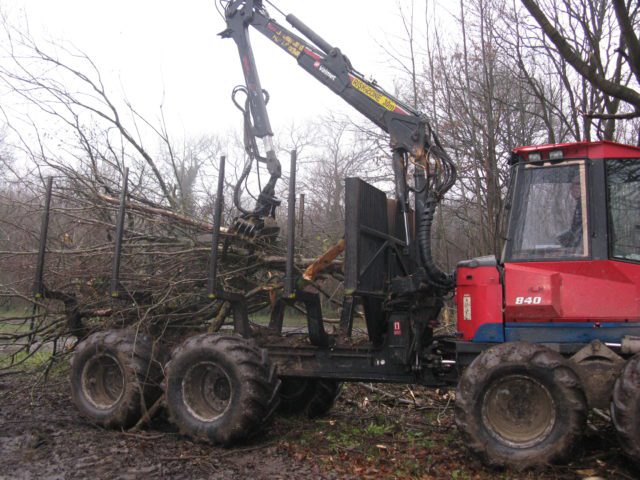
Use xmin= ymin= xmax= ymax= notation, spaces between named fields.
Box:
xmin=455 ymin=260 xmax=640 ymax=342
xmin=504 ymin=260 xmax=640 ymax=323
xmin=455 ymin=265 xmax=502 ymax=341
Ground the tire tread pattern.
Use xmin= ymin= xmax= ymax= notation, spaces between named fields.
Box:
xmin=455 ymin=342 xmax=587 ymax=469
xmin=611 ymin=353 xmax=640 ymax=460
xmin=70 ymin=329 xmax=162 ymax=429
xmin=165 ymin=333 xmax=280 ymax=446
xmin=304 ymin=379 xmax=342 ymax=418
xmin=277 ymin=377 xmax=341 ymax=417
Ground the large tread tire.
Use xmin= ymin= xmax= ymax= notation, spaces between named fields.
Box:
xmin=455 ymin=342 xmax=587 ymax=469
xmin=277 ymin=377 xmax=342 ymax=418
xmin=165 ymin=333 xmax=280 ymax=446
xmin=70 ymin=329 xmax=162 ymax=429
xmin=305 ymin=379 xmax=342 ymax=418
xmin=277 ymin=377 xmax=319 ymax=415
xmin=611 ymin=353 xmax=640 ymax=461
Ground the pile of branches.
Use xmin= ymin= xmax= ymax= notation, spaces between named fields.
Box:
xmin=0 ymin=29 xmax=350 ymax=373
xmin=0 ymin=179 xmax=343 ymax=373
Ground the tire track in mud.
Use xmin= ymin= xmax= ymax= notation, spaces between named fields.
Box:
xmin=0 ymin=376 xmax=323 ymax=480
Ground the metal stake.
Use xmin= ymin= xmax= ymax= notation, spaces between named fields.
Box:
xmin=298 ymin=193 xmax=305 ymax=248
xmin=208 ymin=156 xmax=226 ymax=297
xmin=110 ymin=168 xmax=129 ymax=297
xmin=285 ymin=150 xmax=297 ymax=298
xmin=33 ymin=176 xmax=53 ymax=299
xmin=29 ymin=177 xmax=53 ymax=352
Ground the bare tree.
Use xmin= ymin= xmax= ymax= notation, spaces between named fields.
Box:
xmin=297 ymin=116 xmax=382 ymax=250
xmin=521 ymin=0 xmax=640 ymax=123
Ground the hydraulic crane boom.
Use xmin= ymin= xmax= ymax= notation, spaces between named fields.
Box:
xmin=220 ymin=0 xmax=431 ymax=156
xmin=220 ymin=0 xmax=456 ymax=290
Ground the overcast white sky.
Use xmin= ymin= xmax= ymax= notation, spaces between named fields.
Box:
xmin=3 ymin=0 xmax=450 ymax=142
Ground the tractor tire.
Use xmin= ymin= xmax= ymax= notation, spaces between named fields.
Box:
xmin=70 ymin=329 xmax=162 ymax=429
xmin=164 ymin=333 xmax=280 ymax=446
xmin=278 ymin=377 xmax=318 ymax=414
xmin=305 ymin=379 xmax=342 ymax=418
xmin=278 ymin=377 xmax=342 ymax=418
xmin=611 ymin=353 xmax=640 ymax=461
xmin=455 ymin=342 xmax=587 ymax=469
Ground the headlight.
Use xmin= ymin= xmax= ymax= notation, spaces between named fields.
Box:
xmin=549 ymin=150 xmax=563 ymax=160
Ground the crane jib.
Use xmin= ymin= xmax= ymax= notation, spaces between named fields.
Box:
xmin=264 ymin=21 xmax=411 ymax=117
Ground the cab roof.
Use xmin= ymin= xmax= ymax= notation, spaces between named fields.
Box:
xmin=511 ymin=140 xmax=640 ymax=164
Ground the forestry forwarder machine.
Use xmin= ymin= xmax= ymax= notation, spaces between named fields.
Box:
xmin=67 ymin=0 xmax=640 ymax=469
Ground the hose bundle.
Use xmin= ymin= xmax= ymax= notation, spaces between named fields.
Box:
xmin=416 ymin=124 xmax=457 ymax=292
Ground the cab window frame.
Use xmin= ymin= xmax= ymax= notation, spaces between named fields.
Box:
xmin=504 ymin=159 xmax=591 ymax=263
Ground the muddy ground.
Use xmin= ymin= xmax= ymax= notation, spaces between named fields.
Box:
xmin=0 ymin=369 xmax=638 ymax=480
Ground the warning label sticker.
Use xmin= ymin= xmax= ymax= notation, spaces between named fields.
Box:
xmin=463 ymin=294 xmax=472 ymax=321
xmin=268 ymin=24 xmax=304 ymax=58
xmin=351 ymin=76 xmax=397 ymax=111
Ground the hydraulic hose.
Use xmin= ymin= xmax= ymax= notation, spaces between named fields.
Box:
xmin=417 ymin=191 xmax=455 ymax=291
xmin=233 ymin=155 xmax=254 ymax=216
xmin=231 ymin=85 xmax=270 ymax=215
xmin=416 ymin=126 xmax=457 ymax=292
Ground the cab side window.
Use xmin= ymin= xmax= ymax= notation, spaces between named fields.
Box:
xmin=510 ymin=163 xmax=588 ymax=260
xmin=607 ymin=159 xmax=640 ymax=262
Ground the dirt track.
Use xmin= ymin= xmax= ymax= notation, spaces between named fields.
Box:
xmin=0 ymin=375 xmax=321 ymax=480
xmin=0 ymin=371 xmax=637 ymax=480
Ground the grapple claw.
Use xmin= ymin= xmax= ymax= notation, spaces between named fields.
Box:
xmin=231 ymin=215 xmax=279 ymax=240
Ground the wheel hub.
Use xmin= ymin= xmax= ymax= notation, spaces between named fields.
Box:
xmin=182 ymin=361 xmax=232 ymax=422
xmin=81 ymin=354 xmax=125 ymax=410
xmin=481 ymin=374 xmax=556 ymax=448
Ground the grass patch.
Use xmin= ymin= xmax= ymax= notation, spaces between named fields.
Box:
xmin=0 ymin=320 xmax=34 ymax=335
xmin=0 ymin=308 xmax=35 ymax=335
xmin=0 ymin=348 xmax=69 ymax=378
xmin=250 ymin=312 xmax=309 ymax=328
xmin=0 ymin=307 xmax=32 ymax=319
xmin=280 ymin=413 xmax=458 ymax=478
xmin=0 ymin=349 xmax=52 ymax=370
xmin=405 ymin=429 xmax=437 ymax=449
xmin=275 ymin=389 xmax=477 ymax=479
xmin=250 ymin=310 xmax=368 ymax=330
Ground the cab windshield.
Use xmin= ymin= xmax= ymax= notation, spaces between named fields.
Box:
xmin=508 ymin=162 xmax=588 ymax=260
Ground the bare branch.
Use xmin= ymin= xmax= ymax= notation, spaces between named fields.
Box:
xmin=521 ymin=0 xmax=640 ymax=111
